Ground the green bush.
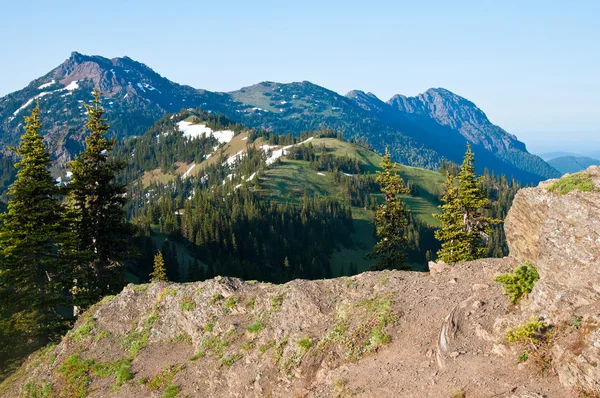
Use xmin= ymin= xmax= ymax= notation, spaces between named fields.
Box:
xmin=505 ymin=316 xmax=549 ymax=345
xmin=547 ymin=172 xmax=594 ymax=194
xmin=494 ymin=262 xmax=539 ymax=304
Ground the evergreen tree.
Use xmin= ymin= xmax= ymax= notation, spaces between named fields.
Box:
xmin=150 ymin=252 xmax=167 ymax=282
xmin=0 ymin=104 xmax=69 ymax=363
xmin=368 ymin=148 xmax=411 ymax=270
xmin=434 ymin=172 xmax=467 ymax=263
xmin=434 ymin=145 xmax=499 ymax=263
xmin=67 ymin=90 xmax=134 ymax=307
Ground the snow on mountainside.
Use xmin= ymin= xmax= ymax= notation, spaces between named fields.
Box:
xmin=0 ymin=52 xmax=558 ymax=183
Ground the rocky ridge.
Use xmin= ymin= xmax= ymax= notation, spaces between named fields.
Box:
xmin=2 ymin=168 xmax=600 ymax=397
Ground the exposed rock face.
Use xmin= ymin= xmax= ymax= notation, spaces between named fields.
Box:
xmin=505 ymin=166 xmax=600 ymax=392
xmin=505 ymin=166 xmax=600 ymax=317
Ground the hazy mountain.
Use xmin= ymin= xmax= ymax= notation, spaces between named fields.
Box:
xmin=547 ymin=156 xmax=600 ymax=174
xmin=0 ymin=52 xmax=559 ymax=183
xmin=539 ymin=151 xmax=583 ymax=161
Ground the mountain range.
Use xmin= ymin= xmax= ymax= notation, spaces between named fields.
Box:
xmin=0 ymin=52 xmax=559 ymax=182
xmin=547 ymin=155 xmax=600 ymax=175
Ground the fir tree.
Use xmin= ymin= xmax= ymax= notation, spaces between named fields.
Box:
xmin=67 ymin=90 xmax=134 ymax=307
xmin=150 ymin=252 xmax=167 ymax=282
xmin=368 ymin=148 xmax=411 ymax=270
xmin=434 ymin=145 xmax=500 ymax=263
xmin=0 ymin=104 xmax=69 ymax=360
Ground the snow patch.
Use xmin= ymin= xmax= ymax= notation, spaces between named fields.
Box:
xmin=182 ymin=163 xmax=196 ymax=179
xmin=242 ymin=136 xmax=248 ymax=140
xmin=343 ymin=172 xmax=353 ymax=177
xmin=226 ymin=150 xmax=245 ymax=165
xmin=38 ymin=80 xmax=55 ymax=89
xmin=136 ymin=82 xmax=146 ymax=93
xmin=64 ymin=80 xmax=79 ymax=91
xmin=177 ymin=121 xmax=235 ymax=144
xmin=13 ymin=98 xmax=34 ymax=116
xmin=317 ymin=172 xmax=326 ymax=176
xmin=246 ymin=172 xmax=257 ymax=181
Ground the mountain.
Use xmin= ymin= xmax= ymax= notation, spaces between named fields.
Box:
xmin=4 ymin=168 xmax=600 ymax=396
xmin=0 ymin=52 xmax=559 ymax=183
xmin=539 ymin=151 xmax=583 ymax=161
xmin=547 ymin=155 xmax=600 ymax=174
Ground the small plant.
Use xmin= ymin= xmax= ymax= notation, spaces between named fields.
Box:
xmin=494 ymin=262 xmax=539 ymax=304
xmin=23 ymin=381 xmax=53 ymax=398
xmin=570 ymin=315 xmax=583 ymax=329
xmin=179 ymin=296 xmax=195 ymax=311
xmin=547 ymin=172 xmax=594 ymax=195
xmin=95 ymin=329 xmax=111 ymax=342
xmin=247 ymin=296 xmax=256 ymax=310
xmin=297 ymin=337 xmax=313 ymax=352
xmin=450 ymin=389 xmax=466 ymax=398
xmin=259 ymin=340 xmax=276 ymax=354
xmin=246 ymin=320 xmax=265 ymax=334
xmin=220 ymin=353 xmax=243 ymax=367
xmin=271 ymin=293 xmax=286 ymax=311
xmin=517 ymin=350 xmax=529 ymax=363
xmin=58 ymin=355 xmax=94 ymax=398
xmin=147 ymin=364 xmax=184 ymax=392
xmin=379 ymin=277 xmax=389 ymax=285
xmin=170 ymin=333 xmax=192 ymax=345
xmin=162 ymin=385 xmax=181 ymax=398
xmin=70 ymin=316 xmax=96 ymax=342
xmin=204 ymin=322 xmax=215 ymax=333
xmin=210 ymin=293 xmax=224 ymax=305
xmin=131 ymin=284 xmax=149 ymax=293
xmin=506 ymin=317 xmax=549 ymax=345
xmin=225 ymin=296 xmax=240 ymax=308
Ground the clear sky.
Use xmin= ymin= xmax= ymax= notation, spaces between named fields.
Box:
xmin=1 ymin=0 xmax=598 ymax=154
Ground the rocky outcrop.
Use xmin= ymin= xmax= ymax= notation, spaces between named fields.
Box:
xmin=505 ymin=166 xmax=600 ymax=318
xmin=504 ymin=166 xmax=600 ymax=392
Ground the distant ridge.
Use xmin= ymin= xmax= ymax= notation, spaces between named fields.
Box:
xmin=0 ymin=52 xmax=559 ymax=183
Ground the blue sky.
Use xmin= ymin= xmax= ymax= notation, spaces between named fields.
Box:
xmin=1 ymin=0 xmax=598 ymax=153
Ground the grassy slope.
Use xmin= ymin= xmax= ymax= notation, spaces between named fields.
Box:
xmin=257 ymin=138 xmax=444 ymax=273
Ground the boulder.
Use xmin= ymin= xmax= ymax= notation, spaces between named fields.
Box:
xmin=505 ymin=166 xmax=600 ymax=317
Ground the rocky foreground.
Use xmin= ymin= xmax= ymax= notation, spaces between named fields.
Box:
xmin=1 ymin=167 xmax=599 ymax=398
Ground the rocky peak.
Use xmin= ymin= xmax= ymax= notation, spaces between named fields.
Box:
xmin=388 ymin=88 xmax=526 ymax=154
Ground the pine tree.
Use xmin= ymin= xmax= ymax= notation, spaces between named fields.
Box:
xmin=434 ymin=144 xmax=500 ymax=263
xmin=150 ymin=252 xmax=167 ymax=282
xmin=434 ymin=172 xmax=468 ymax=263
xmin=368 ymin=148 xmax=411 ymax=270
xmin=67 ymin=90 xmax=134 ymax=307
xmin=0 ymin=104 xmax=69 ymax=357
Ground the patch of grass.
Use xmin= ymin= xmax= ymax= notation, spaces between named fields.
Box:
xmin=158 ymin=287 xmax=178 ymax=301
xmin=121 ymin=329 xmax=150 ymax=357
xmin=247 ymin=296 xmax=256 ymax=310
xmin=220 ymin=353 xmax=243 ymax=367
xmin=547 ymin=172 xmax=594 ymax=194
xmin=204 ymin=322 xmax=215 ymax=333
xmin=23 ymin=381 xmax=53 ymax=398
xmin=570 ymin=315 xmax=583 ymax=329
xmin=210 ymin=293 xmax=224 ymax=305
xmin=297 ymin=337 xmax=313 ymax=352
xmin=246 ymin=320 xmax=265 ymax=334
xmin=272 ymin=335 xmax=289 ymax=364
xmin=131 ymin=284 xmax=149 ymax=293
xmin=70 ymin=316 xmax=96 ymax=342
xmin=92 ymin=358 xmax=134 ymax=390
xmin=259 ymin=339 xmax=276 ymax=354
xmin=95 ymin=329 xmax=111 ymax=343
xmin=147 ymin=364 xmax=184 ymax=392
xmin=99 ymin=294 xmax=117 ymax=304
xmin=58 ymin=355 xmax=94 ymax=398
xmin=379 ymin=277 xmax=389 ymax=285
xmin=271 ymin=293 xmax=286 ymax=311
xmin=194 ymin=335 xmax=229 ymax=359
xmin=162 ymin=385 xmax=181 ymax=398
xmin=242 ymin=339 xmax=255 ymax=351
xmin=494 ymin=262 xmax=540 ymax=304
xmin=170 ymin=332 xmax=192 ymax=345
xmin=179 ymin=296 xmax=196 ymax=311
xmin=225 ymin=296 xmax=240 ymax=308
